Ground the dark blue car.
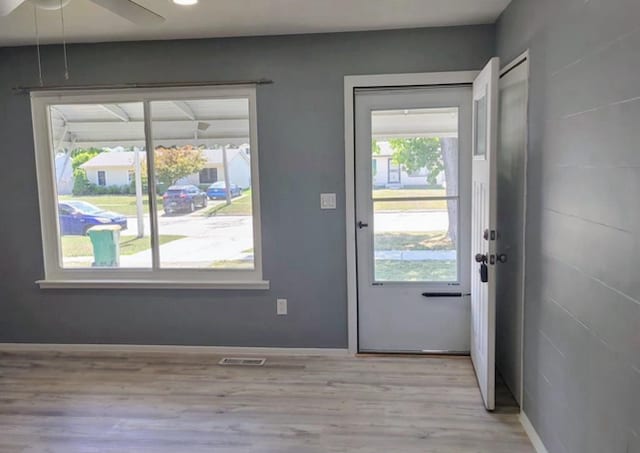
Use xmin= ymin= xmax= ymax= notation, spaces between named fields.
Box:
xmin=58 ymin=200 xmax=128 ymax=236
xmin=206 ymin=181 xmax=242 ymax=200
xmin=163 ymin=185 xmax=208 ymax=214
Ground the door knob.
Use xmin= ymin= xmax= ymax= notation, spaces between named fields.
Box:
xmin=475 ymin=254 xmax=489 ymax=283
xmin=357 ymin=221 xmax=369 ymax=229
xmin=497 ymin=254 xmax=508 ymax=263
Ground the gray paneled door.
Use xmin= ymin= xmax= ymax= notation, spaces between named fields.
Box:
xmin=496 ymin=55 xmax=529 ymax=407
xmin=355 ymin=86 xmax=472 ymax=354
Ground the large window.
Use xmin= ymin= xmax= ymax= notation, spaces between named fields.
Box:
xmin=199 ymin=168 xmax=218 ymax=184
xmin=31 ymin=86 xmax=266 ymax=289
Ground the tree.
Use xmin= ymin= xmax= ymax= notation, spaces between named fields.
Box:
xmin=372 ymin=140 xmax=381 ymax=155
xmin=388 ymin=137 xmax=459 ymax=246
xmin=441 ymin=138 xmax=458 ymax=246
xmin=71 ymin=147 xmax=104 ymax=162
xmin=71 ymin=148 xmax=104 ymax=172
xmin=388 ymin=138 xmax=443 ymax=185
xmin=72 ymin=170 xmax=91 ymax=196
xmin=152 ymin=145 xmax=207 ymax=188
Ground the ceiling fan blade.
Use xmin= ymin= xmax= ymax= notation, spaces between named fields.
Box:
xmin=89 ymin=0 xmax=165 ymax=25
xmin=0 ymin=0 xmax=26 ymax=16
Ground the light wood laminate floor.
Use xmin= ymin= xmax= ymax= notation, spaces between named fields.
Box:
xmin=0 ymin=351 xmax=534 ymax=452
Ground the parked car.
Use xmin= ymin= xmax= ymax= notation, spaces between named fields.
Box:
xmin=163 ymin=185 xmax=208 ymax=214
xmin=206 ymin=181 xmax=242 ymax=200
xmin=58 ymin=200 xmax=128 ymax=236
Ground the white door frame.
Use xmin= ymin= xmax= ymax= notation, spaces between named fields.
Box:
xmin=499 ymin=50 xmax=530 ymax=407
xmin=344 ymin=71 xmax=479 ymax=354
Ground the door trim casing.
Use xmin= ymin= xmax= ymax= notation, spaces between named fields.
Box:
xmin=344 ymin=71 xmax=479 ymax=354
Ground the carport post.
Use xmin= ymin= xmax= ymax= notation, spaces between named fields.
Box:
xmin=134 ymin=146 xmax=145 ymax=238
xmin=222 ymin=145 xmax=232 ymax=206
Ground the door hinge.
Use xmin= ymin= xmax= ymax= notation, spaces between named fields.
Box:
xmin=483 ymin=229 xmax=497 ymax=241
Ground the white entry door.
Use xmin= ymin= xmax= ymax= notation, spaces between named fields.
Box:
xmin=355 ymin=86 xmax=472 ymax=353
xmin=470 ymin=57 xmax=500 ymax=411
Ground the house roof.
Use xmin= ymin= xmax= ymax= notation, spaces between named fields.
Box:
xmin=80 ymin=151 xmax=138 ymax=169
xmin=80 ymin=148 xmax=247 ymax=169
xmin=202 ymin=148 xmax=246 ymax=165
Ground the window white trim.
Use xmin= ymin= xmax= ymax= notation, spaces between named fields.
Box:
xmin=344 ymin=71 xmax=478 ymax=353
xmin=31 ymin=85 xmax=267 ymax=289
xmin=35 ymin=279 xmax=270 ymax=290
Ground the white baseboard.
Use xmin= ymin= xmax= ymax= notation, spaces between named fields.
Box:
xmin=0 ymin=343 xmax=350 ymax=357
xmin=520 ymin=411 xmax=549 ymax=453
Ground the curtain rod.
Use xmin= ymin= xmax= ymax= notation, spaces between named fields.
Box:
xmin=13 ymin=79 xmax=273 ymax=94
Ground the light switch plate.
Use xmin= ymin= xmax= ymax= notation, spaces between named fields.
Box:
xmin=277 ymin=299 xmax=287 ymax=315
xmin=320 ymin=193 xmax=337 ymax=210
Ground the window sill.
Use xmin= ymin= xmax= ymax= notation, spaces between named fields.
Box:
xmin=36 ymin=280 xmax=270 ymax=290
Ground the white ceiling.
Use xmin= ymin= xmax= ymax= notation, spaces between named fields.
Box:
xmin=0 ymin=0 xmax=511 ymax=47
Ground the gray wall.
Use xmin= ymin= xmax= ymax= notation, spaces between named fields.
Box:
xmin=498 ymin=1 xmax=640 ymax=452
xmin=0 ymin=26 xmax=494 ymax=347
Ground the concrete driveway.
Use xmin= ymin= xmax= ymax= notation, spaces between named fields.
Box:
xmin=100 ymin=209 xmax=449 ymax=268
xmin=374 ymin=211 xmax=449 ymax=232
xmin=120 ymin=211 xmax=254 ymax=268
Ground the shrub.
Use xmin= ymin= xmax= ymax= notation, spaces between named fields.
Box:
xmin=72 ymin=170 xmax=91 ymax=195
xmin=73 ymin=179 xmax=132 ymax=196
xmin=155 ymin=182 xmax=168 ymax=196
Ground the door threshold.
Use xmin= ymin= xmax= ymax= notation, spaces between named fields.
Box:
xmin=357 ymin=351 xmax=470 ymax=358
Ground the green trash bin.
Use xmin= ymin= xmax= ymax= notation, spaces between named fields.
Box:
xmin=87 ymin=225 xmax=121 ymax=267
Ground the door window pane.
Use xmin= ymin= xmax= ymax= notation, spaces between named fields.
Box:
xmin=474 ymin=95 xmax=487 ymax=157
xmin=371 ymin=108 xmax=459 ymax=198
xmin=373 ymin=199 xmax=458 ymax=282
xmin=369 ymin=106 xmax=460 ymax=283
xmin=49 ymin=103 xmax=153 ymax=269
xmin=150 ymin=99 xmax=254 ymax=269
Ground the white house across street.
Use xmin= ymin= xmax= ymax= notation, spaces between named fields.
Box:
xmin=79 ymin=147 xmax=251 ymax=189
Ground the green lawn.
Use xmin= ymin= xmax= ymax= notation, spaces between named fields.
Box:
xmin=198 ymin=189 xmax=448 ymax=216
xmin=373 ymin=189 xmax=449 ymax=211
xmin=61 ymin=235 xmax=185 ymax=257
xmin=373 ymin=189 xmax=447 ymax=212
xmin=375 ymin=231 xmax=453 ymax=251
xmin=375 ymin=260 xmax=457 ymax=282
xmin=373 ymin=189 xmax=446 ymax=199
xmin=59 ymin=195 xmax=163 ymax=216
xmin=210 ymin=260 xmax=254 ymax=269
xmin=375 ymin=230 xmax=456 ymax=282
xmin=203 ymin=191 xmax=252 ymax=217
